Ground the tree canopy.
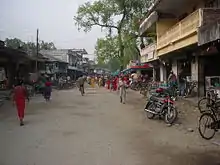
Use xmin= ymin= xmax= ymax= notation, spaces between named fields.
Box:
xmin=4 ymin=38 xmax=56 ymax=51
xmin=74 ymin=0 xmax=153 ymax=70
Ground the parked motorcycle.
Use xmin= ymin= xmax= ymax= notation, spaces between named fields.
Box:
xmin=150 ymin=86 xmax=178 ymax=101
xmin=144 ymin=89 xmax=178 ymax=124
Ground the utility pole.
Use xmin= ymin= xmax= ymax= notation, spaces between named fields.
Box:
xmin=36 ymin=29 xmax=39 ymax=72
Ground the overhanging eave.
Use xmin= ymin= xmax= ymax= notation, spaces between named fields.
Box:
xmin=139 ymin=11 xmax=158 ymax=36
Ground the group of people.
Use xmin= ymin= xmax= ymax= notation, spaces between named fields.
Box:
xmin=105 ymin=75 xmax=130 ymax=104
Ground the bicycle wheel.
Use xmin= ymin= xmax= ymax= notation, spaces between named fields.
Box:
xmin=198 ymin=113 xmax=216 ymax=140
xmin=198 ymin=98 xmax=209 ymax=113
xmin=198 ymin=98 xmax=214 ymax=113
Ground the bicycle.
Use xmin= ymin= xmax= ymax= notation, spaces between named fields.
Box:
xmin=185 ymin=81 xmax=197 ymax=97
xmin=198 ymin=88 xmax=219 ymax=113
xmin=198 ymin=99 xmax=220 ymax=140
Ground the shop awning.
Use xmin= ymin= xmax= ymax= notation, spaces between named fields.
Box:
xmin=111 ymin=70 xmax=120 ymax=76
xmin=122 ymin=68 xmax=130 ymax=73
xmin=130 ymin=63 xmax=152 ymax=69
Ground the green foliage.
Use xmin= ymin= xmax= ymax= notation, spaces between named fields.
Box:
xmin=74 ymin=0 xmax=153 ymax=69
xmin=108 ymin=57 xmax=121 ymax=71
xmin=4 ymin=38 xmax=56 ymax=51
xmin=40 ymin=41 xmax=56 ymax=50
xmin=95 ymin=36 xmax=119 ymax=62
xmin=5 ymin=38 xmax=25 ymax=49
xmin=74 ymin=0 xmax=120 ymax=33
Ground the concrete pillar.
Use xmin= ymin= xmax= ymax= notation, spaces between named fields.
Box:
xmin=172 ymin=60 xmax=178 ymax=76
xmin=191 ymin=56 xmax=205 ymax=97
xmin=198 ymin=57 xmax=205 ymax=97
xmin=160 ymin=63 xmax=167 ymax=82
xmin=191 ymin=56 xmax=199 ymax=81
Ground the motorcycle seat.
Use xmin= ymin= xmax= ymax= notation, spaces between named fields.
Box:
xmin=151 ymin=96 xmax=164 ymax=102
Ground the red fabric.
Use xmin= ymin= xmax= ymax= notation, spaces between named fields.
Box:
xmin=14 ymin=86 xmax=26 ymax=120
xmin=113 ymin=78 xmax=117 ymax=91
xmin=115 ymin=77 xmax=119 ymax=90
xmin=123 ymin=77 xmax=129 ymax=85
xmin=107 ymin=80 xmax=110 ymax=89
xmin=45 ymin=81 xmax=52 ymax=87
xmin=130 ymin=63 xmax=151 ymax=69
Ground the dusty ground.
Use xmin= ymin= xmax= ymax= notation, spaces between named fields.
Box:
xmin=0 ymin=86 xmax=219 ymax=165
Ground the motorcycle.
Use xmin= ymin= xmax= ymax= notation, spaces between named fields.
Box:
xmin=150 ymin=86 xmax=178 ymax=101
xmin=144 ymin=89 xmax=178 ymax=124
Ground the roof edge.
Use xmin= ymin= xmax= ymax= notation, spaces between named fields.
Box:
xmin=140 ymin=0 xmax=163 ymax=27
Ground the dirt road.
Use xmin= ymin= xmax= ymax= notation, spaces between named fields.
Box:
xmin=0 ymin=87 xmax=219 ymax=165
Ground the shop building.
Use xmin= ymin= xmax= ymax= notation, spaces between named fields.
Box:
xmin=139 ymin=0 xmax=220 ymax=96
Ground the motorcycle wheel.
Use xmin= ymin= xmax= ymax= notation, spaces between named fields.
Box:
xmin=144 ymin=103 xmax=155 ymax=119
xmin=164 ymin=107 xmax=178 ymax=124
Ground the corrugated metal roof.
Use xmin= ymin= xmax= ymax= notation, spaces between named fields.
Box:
xmin=40 ymin=51 xmax=68 ymax=63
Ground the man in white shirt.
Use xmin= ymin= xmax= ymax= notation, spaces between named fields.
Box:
xmin=119 ymin=77 xmax=127 ymax=104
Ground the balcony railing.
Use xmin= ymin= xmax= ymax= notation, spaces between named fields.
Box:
xmin=140 ymin=43 xmax=156 ymax=61
xmin=157 ymin=9 xmax=201 ymax=50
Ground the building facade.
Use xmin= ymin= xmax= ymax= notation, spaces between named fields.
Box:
xmin=139 ymin=0 xmax=220 ymax=96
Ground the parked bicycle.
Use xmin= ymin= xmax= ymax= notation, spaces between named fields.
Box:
xmin=185 ymin=81 xmax=197 ymax=97
xmin=198 ymin=87 xmax=219 ymax=113
xmin=198 ymin=98 xmax=220 ymax=140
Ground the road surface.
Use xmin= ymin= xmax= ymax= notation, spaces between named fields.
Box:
xmin=0 ymin=86 xmax=219 ymax=165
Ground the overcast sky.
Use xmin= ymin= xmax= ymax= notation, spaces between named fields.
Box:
xmin=0 ymin=0 xmax=106 ymax=55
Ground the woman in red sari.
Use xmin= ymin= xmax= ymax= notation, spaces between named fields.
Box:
xmin=112 ymin=77 xmax=116 ymax=91
xmin=115 ymin=76 xmax=119 ymax=91
xmin=13 ymin=80 xmax=28 ymax=126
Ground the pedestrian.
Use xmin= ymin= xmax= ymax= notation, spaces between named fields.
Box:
xmin=113 ymin=76 xmax=117 ymax=91
xmin=119 ymin=76 xmax=127 ymax=104
xmin=91 ymin=76 xmax=95 ymax=88
xmin=77 ymin=75 xmax=85 ymax=94
xmin=44 ymin=77 xmax=52 ymax=101
xmin=13 ymin=80 xmax=29 ymax=126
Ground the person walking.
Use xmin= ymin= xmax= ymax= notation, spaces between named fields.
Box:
xmin=44 ymin=77 xmax=52 ymax=101
xmin=119 ymin=77 xmax=127 ymax=104
xmin=77 ymin=76 xmax=85 ymax=95
xmin=13 ymin=80 xmax=29 ymax=126
xmin=91 ymin=76 xmax=95 ymax=88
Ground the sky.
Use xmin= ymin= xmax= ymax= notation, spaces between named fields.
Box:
xmin=0 ymin=0 xmax=106 ymax=56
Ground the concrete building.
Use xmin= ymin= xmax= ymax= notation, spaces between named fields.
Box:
xmin=139 ymin=0 xmax=220 ymax=96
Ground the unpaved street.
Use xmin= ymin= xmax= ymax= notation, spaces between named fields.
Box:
xmin=0 ymin=87 xmax=219 ymax=165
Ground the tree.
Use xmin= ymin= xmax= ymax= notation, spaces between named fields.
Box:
xmin=4 ymin=38 xmax=25 ymax=49
xmin=95 ymin=36 xmax=119 ymax=63
xmin=95 ymin=36 xmax=121 ymax=71
xmin=4 ymin=38 xmax=56 ymax=51
xmin=74 ymin=0 xmax=131 ymax=69
xmin=74 ymin=0 xmax=153 ymax=69
xmin=40 ymin=41 xmax=56 ymax=50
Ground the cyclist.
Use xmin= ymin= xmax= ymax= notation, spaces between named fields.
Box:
xmin=77 ymin=75 xmax=85 ymax=95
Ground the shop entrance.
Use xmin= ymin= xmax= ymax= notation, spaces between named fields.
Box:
xmin=177 ymin=59 xmax=191 ymax=78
